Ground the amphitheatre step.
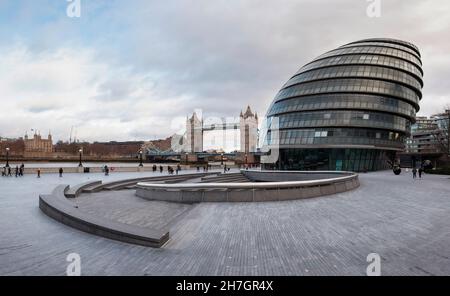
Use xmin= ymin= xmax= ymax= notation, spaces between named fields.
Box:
xmin=201 ymin=173 xmax=241 ymax=180
xmin=40 ymin=185 xmax=169 ymax=248
xmin=201 ymin=177 xmax=251 ymax=183
xmin=83 ymin=173 xmax=217 ymax=193
xmin=66 ymin=180 xmax=102 ymax=198
xmin=200 ymin=173 xmax=251 ymax=183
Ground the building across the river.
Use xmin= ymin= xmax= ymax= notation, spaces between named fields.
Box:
xmin=23 ymin=132 xmax=54 ymax=158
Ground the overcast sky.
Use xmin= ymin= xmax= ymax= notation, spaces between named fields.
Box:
xmin=0 ymin=0 xmax=449 ymax=142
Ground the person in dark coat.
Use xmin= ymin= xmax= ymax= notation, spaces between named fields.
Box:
xmin=412 ymin=167 xmax=417 ymax=179
xmin=418 ymin=167 xmax=423 ymax=178
xmin=59 ymin=167 xmax=63 ymax=177
xmin=15 ymin=166 xmax=19 ymax=177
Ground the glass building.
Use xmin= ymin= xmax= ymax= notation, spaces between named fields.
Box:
xmin=261 ymin=38 xmax=423 ymax=171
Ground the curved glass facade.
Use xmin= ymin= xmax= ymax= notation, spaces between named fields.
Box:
xmin=262 ymin=38 xmax=423 ymax=172
xmin=296 ymin=54 xmax=423 ymax=82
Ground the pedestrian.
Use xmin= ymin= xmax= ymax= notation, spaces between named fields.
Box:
xmin=412 ymin=167 xmax=417 ymax=179
xmin=37 ymin=168 xmax=41 ymax=178
xmin=2 ymin=166 xmax=5 ymax=176
xmin=59 ymin=167 xmax=63 ymax=177
xmin=159 ymin=165 xmax=163 ymax=173
xmin=15 ymin=166 xmax=19 ymax=177
xmin=223 ymin=164 xmax=227 ymax=173
xmin=418 ymin=167 xmax=423 ymax=179
xmin=197 ymin=166 xmax=200 ymax=172
xmin=7 ymin=166 xmax=12 ymax=176
xmin=105 ymin=165 xmax=109 ymax=176
xmin=20 ymin=163 xmax=25 ymax=176
xmin=153 ymin=164 xmax=157 ymax=172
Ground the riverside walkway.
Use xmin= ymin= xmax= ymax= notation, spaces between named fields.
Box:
xmin=0 ymin=170 xmax=449 ymax=275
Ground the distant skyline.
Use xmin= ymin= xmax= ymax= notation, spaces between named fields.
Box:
xmin=1 ymin=0 xmax=449 ymax=142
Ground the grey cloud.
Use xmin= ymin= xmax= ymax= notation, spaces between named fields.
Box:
xmin=2 ymin=0 xmax=450 ymax=142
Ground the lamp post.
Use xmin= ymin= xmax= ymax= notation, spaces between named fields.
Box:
xmin=139 ymin=150 xmax=144 ymax=167
xmin=78 ymin=148 xmax=83 ymax=167
xmin=5 ymin=147 xmax=10 ymax=168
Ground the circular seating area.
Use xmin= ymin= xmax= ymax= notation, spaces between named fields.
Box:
xmin=135 ymin=170 xmax=360 ymax=203
xmin=39 ymin=170 xmax=359 ymax=248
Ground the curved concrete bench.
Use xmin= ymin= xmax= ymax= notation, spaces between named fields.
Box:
xmin=65 ymin=180 xmax=102 ymax=198
xmin=39 ymin=185 xmax=169 ymax=248
xmin=136 ymin=171 xmax=359 ymax=203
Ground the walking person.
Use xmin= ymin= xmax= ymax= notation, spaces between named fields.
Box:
xmin=15 ymin=166 xmax=19 ymax=177
xmin=159 ymin=165 xmax=163 ymax=173
xmin=412 ymin=167 xmax=417 ymax=179
xmin=37 ymin=168 xmax=41 ymax=178
xmin=418 ymin=167 xmax=423 ymax=179
xmin=20 ymin=163 xmax=25 ymax=176
xmin=59 ymin=167 xmax=63 ymax=177
xmin=7 ymin=166 xmax=12 ymax=176
xmin=2 ymin=166 xmax=5 ymax=176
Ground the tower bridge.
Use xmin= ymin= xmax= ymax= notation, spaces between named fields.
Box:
xmin=145 ymin=106 xmax=260 ymax=164
xmin=186 ymin=105 xmax=259 ymax=154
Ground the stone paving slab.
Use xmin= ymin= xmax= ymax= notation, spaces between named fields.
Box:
xmin=74 ymin=190 xmax=192 ymax=230
xmin=0 ymin=170 xmax=449 ymax=275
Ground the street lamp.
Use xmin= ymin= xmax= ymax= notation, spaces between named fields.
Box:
xmin=78 ymin=148 xmax=83 ymax=167
xmin=5 ymin=147 xmax=10 ymax=168
xmin=139 ymin=150 xmax=144 ymax=167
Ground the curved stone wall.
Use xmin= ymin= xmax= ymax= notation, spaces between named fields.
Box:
xmin=135 ymin=170 xmax=359 ymax=203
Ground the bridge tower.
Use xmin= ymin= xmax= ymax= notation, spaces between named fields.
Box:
xmin=186 ymin=112 xmax=203 ymax=152
xmin=240 ymin=106 xmax=258 ymax=153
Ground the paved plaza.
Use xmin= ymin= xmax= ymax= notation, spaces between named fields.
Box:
xmin=0 ymin=170 xmax=449 ymax=275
